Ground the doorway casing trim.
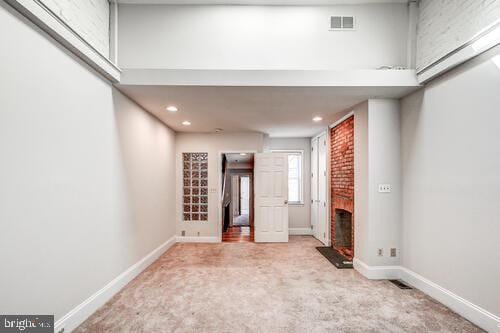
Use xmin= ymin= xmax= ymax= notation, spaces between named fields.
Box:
xmin=218 ymin=150 xmax=258 ymax=242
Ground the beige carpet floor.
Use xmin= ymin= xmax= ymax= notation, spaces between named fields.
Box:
xmin=75 ymin=236 xmax=482 ymax=332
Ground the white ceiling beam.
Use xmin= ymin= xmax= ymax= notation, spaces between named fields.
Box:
xmin=119 ymin=68 xmax=420 ymax=87
xmin=116 ymin=0 xmax=408 ymax=5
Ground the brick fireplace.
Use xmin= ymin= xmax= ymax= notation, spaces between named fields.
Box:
xmin=330 ymin=115 xmax=354 ymax=260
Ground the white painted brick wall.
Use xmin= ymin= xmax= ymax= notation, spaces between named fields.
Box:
xmin=40 ymin=0 xmax=110 ymax=58
xmin=416 ymin=0 xmax=500 ymax=71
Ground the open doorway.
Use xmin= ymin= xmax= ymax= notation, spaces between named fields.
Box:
xmin=232 ymin=174 xmax=250 ymax=226
xmin=221 ymin=153 xmax=254 ymax=242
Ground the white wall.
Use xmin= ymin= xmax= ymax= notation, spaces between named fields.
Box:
xmin=401 ymin=46 xmax=500 ymax=318
xmin=367 ymin=99 xmax=401 ymax=266
xmin=353 ymin=101 xmax=369 ymax=263
xmin=118 ymin=4 xmax=409 ymax=70
xmin=176 ymin=132 xmax=265 ymax=238
xmin=354 ymin=99 xmax=401 ymax=266
xmin=416 ymin=0 xmax=500 ymax=71
xmin=0 ymin=4 xmax=175 ymax=321
xmin=40 ymin=0 xmax=110 ymax=57
xmin=264 ymin=137 xmax=311 ymax=229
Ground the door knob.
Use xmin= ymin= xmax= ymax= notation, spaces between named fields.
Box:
xmin=284 ymin=200 xmax=288 ymax=204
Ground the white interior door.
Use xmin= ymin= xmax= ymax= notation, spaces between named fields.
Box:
xmin=318 ymin=133 xmax=328 ymax=245
xmin=311 ymin=138 xmax=319 ymax=240
xmin=254 ymin=153 xmax=289 ymax=242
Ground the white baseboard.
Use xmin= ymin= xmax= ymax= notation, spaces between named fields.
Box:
xmin=289 ymin=227 xmax=313 ymax=235
xmin=399 ymin=268 xmax=500 ymax=333
xmin=176 ymin=236 xmax=219 ymax=243
xmin=353 ymin=258 xmax=401 ymax=280
xmin=53 ymin=239 xmax=500 ymax=333
xmin=54 ymin=236 xmax=176 ymax=333
xmin=353 ymin=258 xmax=500 ymax=332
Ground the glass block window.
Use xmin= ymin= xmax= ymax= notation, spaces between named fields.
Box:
xmin=183 ymin=153 xmax=208 ymax=221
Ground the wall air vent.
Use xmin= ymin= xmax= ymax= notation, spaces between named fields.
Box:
xmin=331 ymin=16 xmax=342 ymax=29
xmin=330 ymin=16 xmax=355 ymax=30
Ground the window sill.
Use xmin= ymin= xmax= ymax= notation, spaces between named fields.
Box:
xmin=288 ymin=202 xmax=305 ymax=206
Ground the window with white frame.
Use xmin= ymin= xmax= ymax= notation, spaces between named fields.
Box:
xmin=272 ymin=151 xmax=303 ymax=204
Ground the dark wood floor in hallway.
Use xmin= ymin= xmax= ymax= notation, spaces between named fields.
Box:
xmin=222 ymin=225 xmax=254 ymax=242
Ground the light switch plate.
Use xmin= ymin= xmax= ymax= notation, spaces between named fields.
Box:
xmin=378 ymin=184 xmax=391 ymax=193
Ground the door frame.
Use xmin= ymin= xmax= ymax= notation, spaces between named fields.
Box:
xmin=218 ymin=150 xmax=257 ymax=242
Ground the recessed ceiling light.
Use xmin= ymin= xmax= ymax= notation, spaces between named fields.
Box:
xmin=166 ymin=106 xmax=178 ymax=112
xmin=313 ymin=116 xmax=323 ymax=122
xmin=240 ymin=153 xmax=247 ymax=156
xmin=182 ymin=120 xmax=191 ymax=126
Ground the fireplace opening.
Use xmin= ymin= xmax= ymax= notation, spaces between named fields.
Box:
xmin=334 ymin=209 xmax=353 ymax=259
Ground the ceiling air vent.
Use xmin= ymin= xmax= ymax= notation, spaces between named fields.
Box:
xmin=330 ymin=16 xmax=355 ymax=30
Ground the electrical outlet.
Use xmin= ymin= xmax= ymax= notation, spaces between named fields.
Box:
xmin=378 ymin=184 xmax=391 ymax=193
xmin=181 ymin=230 xmax=186 ymax=236
xmin=390 ymin=248 xmax=397 ymax=257
xmin=197 ymin=231 xmax=200 ymax=236
xmin=378 ymin=248 xmax=383 ymax=256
